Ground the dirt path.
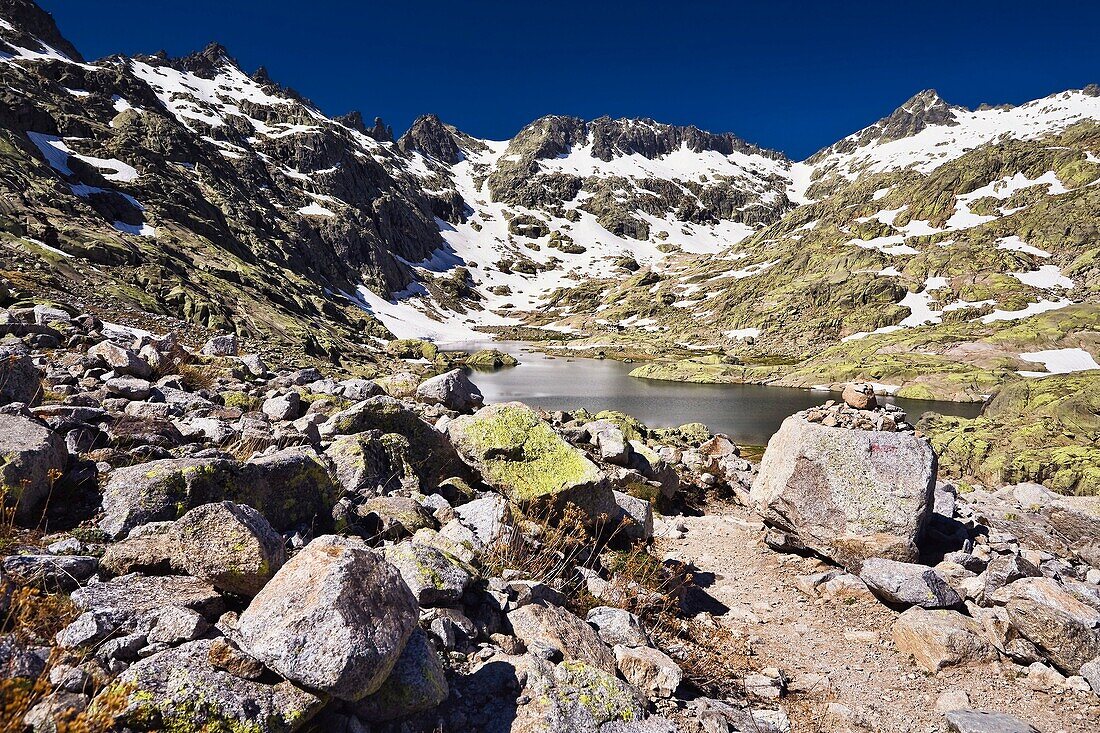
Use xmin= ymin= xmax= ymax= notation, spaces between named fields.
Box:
xmin=656 ymin=505 xmax=1100 ymax=733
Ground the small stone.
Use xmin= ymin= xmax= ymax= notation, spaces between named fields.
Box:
xmin=613 ymin=644 xmax=683 ymax=699
xmin=1 ymin=554 xmax=97 ymax=591
xmin=944 ymin=709 xmax=1040 ymax=733
xmin=240 ymin=354 xmax=268 ymax=376
xmin=1081 ymin=656 xmax=1100 ymax=694
xmin=0 ymin=414 xmax=68 ymax=523
xmin=1025 ymin=661 xmax=1065 ymax=691
xmin=207 ymin=637 xmax=266 ymax=680
xmin=934 ymin=689 xmax=970 ymax=713
xmin=859 ymin=558 xmax=962 ymax=608
xmin=1064 ymin=674 xmax=1092 ymax=692
xmin=842 ymin=383 xmax=877 ymax=410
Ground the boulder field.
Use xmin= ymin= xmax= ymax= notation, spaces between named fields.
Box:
xmin=0 ymin=319 xmax=1096 ymax=733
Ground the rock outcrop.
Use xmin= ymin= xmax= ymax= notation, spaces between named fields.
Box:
xmin=235 ymin=535 xmax=419 ymax=700
xmin=751 ymin=411 xmax=936 ymax=570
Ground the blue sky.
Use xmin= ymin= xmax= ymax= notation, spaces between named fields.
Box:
xmin=43 ymin=0 xmax=1100 ymax=159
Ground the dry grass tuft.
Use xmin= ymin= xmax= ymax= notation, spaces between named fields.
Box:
xmin=0 ymin=667 xmax=132 ymax=733
xmin=176 ymin=363 xmax=220 ymax=392
xmin=481 ymin=504 xmax=600 ymax=594
xmin=3 ymin=585 xmax=79 ymax=644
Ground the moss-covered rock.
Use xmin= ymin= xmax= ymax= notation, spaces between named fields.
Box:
xmin=464 ymin=349 xmax=520 ymax=369
xmin=591 ymin=411 xmax=647 ymax=442
xmin=351 ymin=630 xmax=448 ymax=723
xmin=220 ymin=390 xmax=260 ymax=412
xmin=319 ymin=396 xmax=470 ymax=486
xmin=99 ymin=448 xmax=339 ymax=538
xmin=386 ymin=339 xmax=439 ymax=361
xmin=105 ymin=638 xmax=326 ymax=733
xmin=921 ymin=371 xmax=1100 ymax=495
xmin=446 ymin=403 xmax=605 ymax=506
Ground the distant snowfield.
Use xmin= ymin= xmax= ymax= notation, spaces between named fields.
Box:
xmin=1011 ymin=265 xmax=1074 ymax=289
xmin=1018 ymin=348 xmax=1100 ymax=375
xmin=997 ymin=236 xmax=1051 ymax=258
xmin=348 ymin=286 xmax=511 ymax=342
xmin=813 ymin=90 xmax=1100 ymax=178
xmin=7 ymin=26 xmax=1099 ymax=346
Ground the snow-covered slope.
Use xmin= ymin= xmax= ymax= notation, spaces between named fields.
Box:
xmin=361 ymin=114 xmax=797 ymax=338
xmin=3 ymin=0 xmax=1098 ymax=359
xmin=795 ymin=87 xmax=1100 ymax=200
xmin=368 ymin=88 xmax=1100 ymax=342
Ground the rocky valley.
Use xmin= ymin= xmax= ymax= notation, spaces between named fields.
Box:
xmin=1 ymin=1 xmax=1099 ymax=732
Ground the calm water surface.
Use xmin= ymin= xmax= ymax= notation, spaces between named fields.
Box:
xmin=449 ymin=342 xmax=984 ymax=447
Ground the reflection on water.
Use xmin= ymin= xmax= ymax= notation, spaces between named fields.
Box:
xmin=448 ymin=342 xmax=984 ymax=447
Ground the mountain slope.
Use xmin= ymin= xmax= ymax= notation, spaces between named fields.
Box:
xmin=1 ymin=0 xmax=1098 ymax=399
xmin=553 ymin=90 xmax=1100 ymax=400
xmin=0 ymin=1 xmax=465 ymax=363
xmin=0 ymin=0 xmax=803 ymax=354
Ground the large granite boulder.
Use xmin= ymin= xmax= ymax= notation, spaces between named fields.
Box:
xmin=0 ymin=414 xmax=67 ymax=522
xmin=891 ymin=608 xmax=996 ymax=672
xmin=859 ymin=558 xmax=962 ymax=608
xmin=416 ymin=368 xmax=484 ymax=413
xmin=235 ymin=535 xmax=419 ymax=700
xmin=990 ymin=577 xmax=1100 ymax=674
xmin=108 ymin=638 xmax=324 ymax=733
xmin=88 ymin=340 xmax=151 ymax=378
xmin=100 ymin=447 xmax=337 ymax=538
xmin=172 ymin=502 xmax=287 ymax=596
xmin=447 ymin=402 xmax=608 ymax=510
xmin=750 ymin=415 xmax=936 ymax=570
xmin=324 ymin=430 xmax=418 ymax=497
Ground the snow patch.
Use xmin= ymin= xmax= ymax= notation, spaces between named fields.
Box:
xmin=724 ymin=328 xmax=760 ymax=340
xmin=1018 ymin=348 xmax=1100 ymax=374
xmin=297 ymin=203 xmax=335 ymax=217
xmin=1011 ymin=265 xmax=1073 ymax=289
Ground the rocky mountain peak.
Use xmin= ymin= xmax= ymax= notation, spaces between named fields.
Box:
xmin=887 ymin=89 xmax=958 ymax=134
xmin=398 ymin=114 xmax=485 ymax=163
xmin=807 ymin=89 xmax=961 ymax=163
xmin=866 ymin=88 xmax=960 ymax=142
xmin=502 ymin=115 xmax=588 ymax=162
xmin=586 ymin=116 xmax=788 ymax=163
xmin=337 ymin=110 xmax=368 ymax=134
xmin=0 ymin=0 xmax=84 ymax=61
xmin=343 ymin=112 xmax=393 ymax=143
xmin=175 ymin=41 xmax=238 ymax=78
